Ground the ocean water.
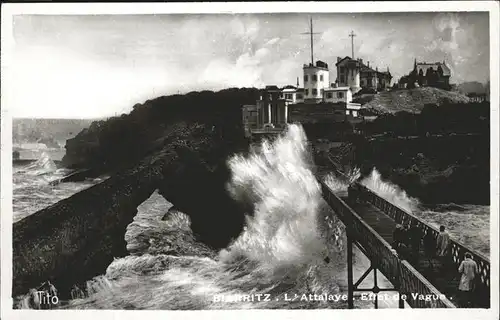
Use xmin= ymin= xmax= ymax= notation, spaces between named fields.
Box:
xmin=12 ymin=125 xmax=490 ymax=309
xmin=13 ymin=151 xmax=100 ymax=222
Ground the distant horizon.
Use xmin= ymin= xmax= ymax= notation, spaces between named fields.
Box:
xmin=10 ymin=78 xmax=490 ymax=120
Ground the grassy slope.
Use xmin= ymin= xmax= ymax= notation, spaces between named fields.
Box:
xmin=361 ymin=87 xmax=470 ymax=114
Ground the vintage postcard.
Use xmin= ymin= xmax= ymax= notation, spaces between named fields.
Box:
xmin=1 ymin=2 xmax=498 ymax=320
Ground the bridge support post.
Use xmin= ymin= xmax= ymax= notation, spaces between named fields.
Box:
xmin=399 ymin=293 xmax=405 ymax=308
xmin=345 ymin=238 xmax=403 ymax=309
xmin=347 ymin=234 xmax=354 ymax=309
xmin=373 ymin=268 xmax=379 ymax=309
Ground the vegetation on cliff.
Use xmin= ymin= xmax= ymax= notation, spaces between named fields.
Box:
xmin=62 ymin=88 xmax=261 ymax=171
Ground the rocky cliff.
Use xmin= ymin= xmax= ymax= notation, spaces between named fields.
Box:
xmin=350 ymin=134 xmax=489 ymax=205
xmin=13 ymin=122 xmax=254 ymax=298
xmin=14 ymin=88 xmax=262 ymax=299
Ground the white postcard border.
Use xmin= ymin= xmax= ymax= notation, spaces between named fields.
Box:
xmin=1 ymin=2 xmax=498 ymax=320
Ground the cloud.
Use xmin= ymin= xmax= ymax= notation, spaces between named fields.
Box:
xmin=197 ymin=53 xmax=265 ymax=89
xmin=421 ymin=13 xmax=485 ymax=83
xmin=265 ymin=37 xmax=280 ymax=46
xmin=9 ymin=45 xmax=185 ymax=118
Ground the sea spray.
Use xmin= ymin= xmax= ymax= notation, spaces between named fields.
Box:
xmin=323 ymin=167 xmax=361 ymax=193
xmin=221 ymin=124 xmax=344 ymax=294
xmin=13 ymin=152 xmax=94 ymax=222
xmin=360 ymin=168 xmax=420 ymax=212
xmin=24 ymin=151 xmax=58 ymax=176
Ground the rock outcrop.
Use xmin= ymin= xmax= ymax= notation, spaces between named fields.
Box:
xmin=332 ymin=134 xmax=490 ymax=205
xmin=14 ymin=89 xmax=262 ymax=300
xmin=13 ymin=151 xmax=165 ymax=298
xmin=13 ymin=122 xmax=251 ymax=299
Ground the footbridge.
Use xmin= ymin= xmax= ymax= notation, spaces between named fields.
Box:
xmin=319 ymin=168 xmax=490 ymax=309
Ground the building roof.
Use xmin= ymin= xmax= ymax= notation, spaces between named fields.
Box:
xmin=303 ymin=60 xmax=329 ymax=70
xmin=324 ymin=86 xmax=351 ymax=91
xmin=242 ymin=105 xmax=257 ymax=110
xmin=335 ymin=56 xmax=354 ymax=66
xmin=263 ymin=85 xmax=281 ymax=92
xmin=415 ymin=62 xmax=451 ymax=76
xmin=360 ymin=64 xmax=376 ymax=73
xmin=282 ymin=85 xmax=297 ymax=90
xmin=336 ymin=56 xmax=391 ymax=77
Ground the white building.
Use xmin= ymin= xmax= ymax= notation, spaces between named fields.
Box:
xmin=303 ymin=61 xmax=330 ymax=102
xmin=336 ymin=56 xmax=392 ymax=93
xmin=323 ymin=85 xmax=361 ymax=117
xmin=323 ymin=86 xmax=352 ymax=104
xmin=281 ymin=86 xmax=305 ymax=104
xmin=336 ymin=57 xmax=361 ymax=94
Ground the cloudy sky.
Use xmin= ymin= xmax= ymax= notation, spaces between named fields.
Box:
xmin=9 ymin=11 xmax=489 ymax=118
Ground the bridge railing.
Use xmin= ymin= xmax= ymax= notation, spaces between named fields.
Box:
xmin=352 ymin=182 xmax=490 ymax=307
xmin=320 ymin=181 xmax=455 ymax=308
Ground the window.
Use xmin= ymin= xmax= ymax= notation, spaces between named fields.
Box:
xmin=312 ymin=88 xmax=318 ymax=96
xmin=339 ymin=67 xmax=345 ymax=74
xmin=305 ymin=89 xmax=309 ymax=96
xmin=285 ymin=93 xmax=293 ymax=100
xmin=340 ymin=75 xmax=345 ymax=83
xmin=337 ymin=92 xmax=344 ymax=98
xmin=320 ymin=75 xmax=324 ymax=81
xmin=327 ymin=92 xmax=333 ymax=99
xmin=297 ymin=94 xmax=303 ymax=100
xmin=312 ymin=75 xmax=318 ymax=82
xmin=304 ymin=75 xmax=308 ymax=82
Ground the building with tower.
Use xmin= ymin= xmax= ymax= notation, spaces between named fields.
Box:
xmin=303 ymin=60 xmax=330 ymax=102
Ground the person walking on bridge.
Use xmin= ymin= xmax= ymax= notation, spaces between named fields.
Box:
xmin=392 ymin=224 xmax=404 ymax=248
xmin=392 ymin=224 xmax=411 ymax=260
xmin=408 ymin=222 xmax=423 ymax=264
xmin=436 ymin=226 xmax=450 ymax=257
xmin=458 ymin=252 xmax=478 ymax=307
xmin=423 ymin=230 xmax=436 ymax=269
xmin=436 ymin=226 xmax=451 ymax=276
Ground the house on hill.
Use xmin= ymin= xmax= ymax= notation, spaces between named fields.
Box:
xmin=400 ymin=59 xmax=451 ymax=90
xmin=335 ymin=56 xmax=393 ymax=94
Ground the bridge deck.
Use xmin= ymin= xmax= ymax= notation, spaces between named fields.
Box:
xmin=342 ymin=197 xmax=461 ymax=307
